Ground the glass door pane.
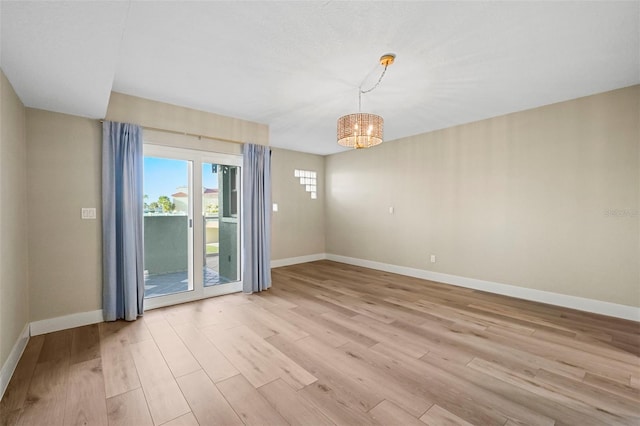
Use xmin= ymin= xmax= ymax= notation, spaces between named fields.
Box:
xmin=143 ymin=157 xmax=193 ymax=298
xmin=202 ymin=162 xmax=240 ymax=286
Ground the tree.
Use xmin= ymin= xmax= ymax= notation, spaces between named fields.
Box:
xmin=205 ymin=203 xmax=219 ymax=215
xmin=157 ymin=195 xmax=175 ymax=213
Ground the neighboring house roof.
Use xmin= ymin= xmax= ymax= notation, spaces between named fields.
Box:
xmin=172 ymin=188 xmax=218 ymax=197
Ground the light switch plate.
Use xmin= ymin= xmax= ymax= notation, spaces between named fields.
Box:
xmin=82 ymin=208 xmax=96 ymax=219
xmin=272 ymin=203 xmax=279 ymax=212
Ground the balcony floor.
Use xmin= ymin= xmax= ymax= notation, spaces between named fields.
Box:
xmin=144 ymin=256 xmax=233 ymax=298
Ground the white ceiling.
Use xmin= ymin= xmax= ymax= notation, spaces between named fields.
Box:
xmin=1 ymin=1 xmax=638 ymax=155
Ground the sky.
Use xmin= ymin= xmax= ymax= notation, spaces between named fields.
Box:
xmin=144 ymin=157 xmax=218 ymax=202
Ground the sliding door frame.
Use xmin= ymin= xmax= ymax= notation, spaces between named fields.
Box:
xmin=143 ymin=144 xmax=243 ymax=310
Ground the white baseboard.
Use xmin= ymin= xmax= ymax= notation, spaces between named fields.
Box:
xmin=0 ymin=323 xmax=30 ymax=400
xmin=271 ymin=253 xmax=327 ymax=268
xmin=326 ymin=254 xmax=639 ymax=322
xmin=30 ymin=309 xmax=104 ymax=336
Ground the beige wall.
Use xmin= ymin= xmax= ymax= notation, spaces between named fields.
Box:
xmin=106 ymin=92 xmax=268 ymax=147
xmin=326 ymin=85 xmax=640 ymax=307
xmin=0 ymin=70 xmax=29 ymax=368
xmin=271 ymin=148 xmax=325 ymax=260
xmin=26 ymin=109 xmax=102 ymax=321
xmin=143 ymin=129 xmax=242 ymax=155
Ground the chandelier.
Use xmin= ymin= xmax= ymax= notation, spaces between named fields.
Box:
xmin=337 ymin=54 xmax=395 ymax=149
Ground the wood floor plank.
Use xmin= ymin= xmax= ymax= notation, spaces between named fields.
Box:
xmin=267 ymin=304 xmax=350 ymax=347
xmin=18 ymin=358 xmax=69 ymax=426
xmin=290 ymin=307 xmax=379 ymax=347
xmin=128 ymin=340 xmax=174 ymax=387
xmin=295 ymin=336 xmax=432 ymax=417
xmin=125 ymin=318 xmax=153 ymax=343
xmin=233 ymin=303 xmax=309 ymax=341
xmin=315 ymin=293 xmax=397 ymax=324
xmin=533 ymin=328 xmax=638 ymax=365
xmin=176 ymin=369 xmax=243 ymax=426
xmin=370 ymin=341 xmax=554 ymax=425
xmin=202 ymin=324 xmax=316 ymax=389
xmin=278 ymin=282 xmax=364 ymax=318
xmin=298 ymin=381 xmax=382 ymax=425
xmin=392 ymin=321 xmax=476 ymax=365
xmin=420 ymin=404 xmax=475 ymax=426
xmin=266 ymin=334 xmax=384 ymax=416
xmin=129 ymin=340 xmax=190 ymax=425
xmin=411 ymin=317 xmax=588 ymax=381
xmin=485 ymin=325 xmax=634 ymax=385
xmin=63 ymin=358 xmax=107 ymax=426
xmin=362 ymin=340 xmax=549 ymax=425
xmin=0 ymin=335 xmax=44 ymax=413
xmin=171 ymin=324 xmax=239 ymax=383
xmin=534 ymin=368 xmax=639 ymax=418
xmin=99 ymin=322 xmax=141 ymax=398
xmin=145 ymin=319 xmax=200 ymax=378
xmin=251 ymin=289 xmax=298 ymax=309
xmin=258 ymin=378 xmax=335 ymax=426
xmin=368 ymin=400 xmax=425 ymax=426
xmin=106 ymin=388 xmax=153 ymax=426
xmin=37 ymin=330 xmax=72 ymax=363
xmin=467 ymin=357 xmax=633 ymax=425
xmin=382 ymin=296 xmax=462 ymax=329
xmin=216 ymin=374 xmax=288 ymax=425
xmin=0 ymin=408 xmax=22 ymax=426
xmin=0 ymin=408 xmax=21 ymax=426
xmin=69 ymin=324 xmax=101 ymax=365
xmin=160 ymin=412 xmax=199 ymax=426
xmin=164 ymin=300 xmax=239 ymax=329
xmin=418 ymin=348 xmax=604 ymax=426
xmin=141 ymin=380 xmax=191 ymax=426
xmin=583 ymin=372 xmax=640 ymax=402
xmin=321 ymin=311 xmax=428 ymax=358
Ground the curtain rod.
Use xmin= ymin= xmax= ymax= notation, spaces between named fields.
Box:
xmin=99 ymin=120 xmax=244 ymax=145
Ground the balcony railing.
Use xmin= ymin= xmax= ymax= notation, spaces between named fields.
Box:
xmin=143 ymin=214 xmax=229 ymax=298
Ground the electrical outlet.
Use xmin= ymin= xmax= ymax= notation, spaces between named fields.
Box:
xmin=389 ymin=206 xmax=394 ymax=214
xmin=430 ymin=254 xmax=436 ymax=263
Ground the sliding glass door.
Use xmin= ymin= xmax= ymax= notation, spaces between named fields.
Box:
xmin=143 ymin=145 xmax=242 ymax=309
xmin=143 ymin=157 xmax=193 ymax=299
xmin=201 ymin=161 xmax=241 ymax=287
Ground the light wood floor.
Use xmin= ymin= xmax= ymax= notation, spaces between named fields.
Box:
xmin=1 ymin=260 xmax=639 ymax=425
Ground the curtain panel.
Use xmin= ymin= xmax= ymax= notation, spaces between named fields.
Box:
xmin=102 ymin=121 xmax=144 ymax=321
xmin=242 ymin=144 xmax=272 ymax=293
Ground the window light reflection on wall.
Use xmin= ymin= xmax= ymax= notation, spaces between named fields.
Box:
xmin=294 ymin=169 xmax=317 ymax=199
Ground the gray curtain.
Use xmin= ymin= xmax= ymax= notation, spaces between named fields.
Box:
xmin=102 ymin=121 xmax=144 ymax=321
xmin=242 ymin=144 xmax=272 ymax=293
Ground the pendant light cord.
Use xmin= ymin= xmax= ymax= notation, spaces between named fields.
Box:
xmin=358 ymin=64 xmax=389 ymax=112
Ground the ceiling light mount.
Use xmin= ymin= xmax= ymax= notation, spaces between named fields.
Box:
xmin=337 ymin=53 xmax=396 ymax=149
xmin=379 ymin=53 xmax=395 ymax=67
